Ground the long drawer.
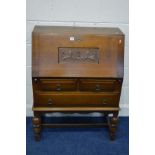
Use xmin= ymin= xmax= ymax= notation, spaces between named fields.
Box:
xmin=34 ymin=92 xmax=120 ymax=107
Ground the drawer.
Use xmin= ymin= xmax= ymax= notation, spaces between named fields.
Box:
xmin=34 ymin=92 xmax=119 ymax=107
xmin=39 ymin=79 xmax=77 ymax=91
xmin=79 ymin=79 xmax=116 ymax=92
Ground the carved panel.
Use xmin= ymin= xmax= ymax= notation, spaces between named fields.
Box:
xmin=58 ymin=48 xmax=99 ymax=64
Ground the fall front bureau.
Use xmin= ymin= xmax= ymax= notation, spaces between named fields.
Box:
xmin=32 ymin=26 xmax=124 ymax=141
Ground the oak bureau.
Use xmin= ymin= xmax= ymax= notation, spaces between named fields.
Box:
xmin=32 ymin=26 xmax=124 ymax=141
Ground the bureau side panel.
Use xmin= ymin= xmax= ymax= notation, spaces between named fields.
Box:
xmin=32 ymin=32 xmax=39 ymax=77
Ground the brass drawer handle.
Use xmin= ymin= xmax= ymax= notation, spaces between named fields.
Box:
xmin=95 ymin=84 xmax=101 ymax=91
xmin=56 ymin=84 xmax=62 ymax=91
xmin=48 ymin=98 xmax=53 ymax=105
xmin=102 ymin=99 xmax=107 ymax=105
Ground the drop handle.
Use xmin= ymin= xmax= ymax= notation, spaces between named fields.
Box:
xmin=34 ymin=78 xmax=38 ymax=83
xmin=48 ymin=98 xmax=53 ymax=105
xmin=102 ymin=99 xmax=108 ymax=105
xmin=95 ymin=84 xmax=101 ymax=91
xmin=56 ymin=84 xmax=62 ymax=91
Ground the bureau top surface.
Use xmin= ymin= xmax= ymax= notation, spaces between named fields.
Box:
xmin=33 ymin=26 xmax=124 ymax=36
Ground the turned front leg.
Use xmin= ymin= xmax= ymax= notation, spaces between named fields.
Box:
xmin=109 ymin=112 xmax=119 ymax=140
xmin=32 ymin=115 xmax=41 ymax=141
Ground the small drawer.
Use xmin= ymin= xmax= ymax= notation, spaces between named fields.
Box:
xmin=34 ymin=92 xmax=119 ymax=107
xmin=79 ymin=79 xmax=116 ymax=92
xmin=39 ymin=79 xmax=77 ymax=91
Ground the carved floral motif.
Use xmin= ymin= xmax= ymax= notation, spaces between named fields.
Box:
xmin=59 ymin=48 xmax=99 ymax=63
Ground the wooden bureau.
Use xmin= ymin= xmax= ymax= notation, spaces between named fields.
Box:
xmin=32 ymin=26 xmax=124 ymax=141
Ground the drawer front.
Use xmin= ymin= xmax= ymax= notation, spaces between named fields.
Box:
xmin=39 ymin=79 xmax=77 ymax=91
xmin=34 ymin=92 xmax=119 ymax=107
xmin=79 ymin=79 xmax=116 ymax=92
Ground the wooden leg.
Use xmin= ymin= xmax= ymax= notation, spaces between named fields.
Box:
xmin=109 ymin=112 xmax=119 ymax=140
xmin=32 ymin=113 xmax=41 ymax=141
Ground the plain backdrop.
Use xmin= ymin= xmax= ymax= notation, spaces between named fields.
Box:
xmin=26 ymin=0 xmax=129 ymax=116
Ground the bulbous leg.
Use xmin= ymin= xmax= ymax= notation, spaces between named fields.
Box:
xmin=109 ymin=112 xmax=119 ymax=140
xmin=32 ymin=115 xmax=41 ymax=141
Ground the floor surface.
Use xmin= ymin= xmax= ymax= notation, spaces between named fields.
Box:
xmin=26 ymin=117 xmax=129 ymax=155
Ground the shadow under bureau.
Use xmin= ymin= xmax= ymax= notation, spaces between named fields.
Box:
xmin=32 ymin=26 xmax=124 ymax=141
